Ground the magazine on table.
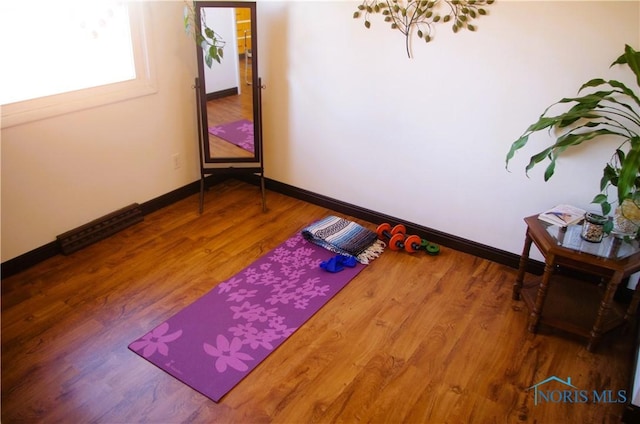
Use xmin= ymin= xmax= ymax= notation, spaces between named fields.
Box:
xmin=538 ymin=204 xmax=586 ymax=227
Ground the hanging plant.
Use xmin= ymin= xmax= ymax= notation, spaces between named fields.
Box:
xmin=183 ymin=2 xmax=225 ymax=68
xmin=353 ymin=0 xmax=495 ymax=58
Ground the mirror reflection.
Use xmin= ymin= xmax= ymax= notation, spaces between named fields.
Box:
xmin=198 ymin=3 xmax=260 ymax=163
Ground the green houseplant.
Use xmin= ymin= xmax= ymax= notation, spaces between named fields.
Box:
xmin=184 ymin=2 xmax=225 ymax=68
xmin=505 ymin=44 xmax=640 ymax=237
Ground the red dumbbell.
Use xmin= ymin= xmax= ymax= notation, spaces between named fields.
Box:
xmin=377 ymin=223 xmax=440 ymax=255
xmin=376 ymin=223 xmax=405 ymax=251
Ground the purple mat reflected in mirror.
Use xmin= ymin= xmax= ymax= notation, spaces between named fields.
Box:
xmin=209 ymin=119 xmax=254 ymax=154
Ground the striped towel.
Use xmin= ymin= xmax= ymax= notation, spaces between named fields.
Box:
xmin=301 ymin=216 xmax=385 ymax=264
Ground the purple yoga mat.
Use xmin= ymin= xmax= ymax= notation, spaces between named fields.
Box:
xmin=129 ymin=232 xmax=365 ymax=402
xmin=208 ymin=119 xmax=254 ymax=153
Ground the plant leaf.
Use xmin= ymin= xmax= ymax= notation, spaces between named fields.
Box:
xmin=601 ymin=163 xmax=618 ymax=191
xmin=525 ymin=147 xmax=554 ymax=175
xmin=505 ymin=135 xmax=530 ymax=167
xmin=612 ymin=44 xmax=640 ymax=88
xmin=603 ymin=219 xmax=614 ymax=232
xmin=554 ymin=129 xmax=621 ymax=149
xmin=607 ymin=79 xmax=640 ymax=108
xmin=543 ymin=160 xmax=556 ymax=181
xmin=525 ymin=116 xmax=562 ymax=133
xmin=618 ymin=138 xmax=640 ymax=201
xmin=592 ymin=193 xmax=608 ymax=204
xmin=579 ymin=78 xmax=607 ymax=91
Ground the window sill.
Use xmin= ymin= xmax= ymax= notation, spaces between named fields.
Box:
xmin=1 ymin=77 xmax=157 ymax=128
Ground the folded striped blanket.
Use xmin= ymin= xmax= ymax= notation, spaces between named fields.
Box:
xmin=301 ymin=216 xmax=385 ymax=264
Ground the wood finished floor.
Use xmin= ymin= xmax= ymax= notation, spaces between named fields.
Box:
xmin=1 ymin=180 xmax=635 ymax=423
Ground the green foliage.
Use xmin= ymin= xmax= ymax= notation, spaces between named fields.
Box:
xmin=183 ymin=2 xmax=225 ymax=68
xmin=506 ymin=44 xmax=640 ymax=223
xmin=353 ymin=0 xmax=495 ymax=58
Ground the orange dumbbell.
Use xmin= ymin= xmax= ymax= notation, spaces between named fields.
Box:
xmin=376 ymin=223 xmax=408 ymax=251
xmin=377 ymin=223 xmax=440 ymax=255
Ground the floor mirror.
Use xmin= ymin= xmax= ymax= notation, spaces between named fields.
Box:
xmin=194 ymin=1 xmax=265 ymax=213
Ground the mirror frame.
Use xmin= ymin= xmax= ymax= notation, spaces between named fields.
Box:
xmin=195 ymin=1 xmax=262 ymax=170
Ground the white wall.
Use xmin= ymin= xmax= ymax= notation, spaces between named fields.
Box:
xmin=2 ymin=1 xmax=640 ymax=264
xmin=202 ymin=6 xmax=240 ymax=93
xmin=1 ymin=2 xmax=200 ymax=262
xmin=257 ymin=0 xmax=640 ymax=261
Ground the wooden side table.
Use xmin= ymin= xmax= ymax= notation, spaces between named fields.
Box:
xmin=513 ymin=215 xmax=640 ymax=351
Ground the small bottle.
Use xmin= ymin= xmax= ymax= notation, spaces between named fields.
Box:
xmin=581 ymin=212 xmax=607 ymax=242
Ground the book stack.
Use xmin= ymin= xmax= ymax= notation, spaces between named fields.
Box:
xmin=538 ymin=204 xmax=586 ymax=227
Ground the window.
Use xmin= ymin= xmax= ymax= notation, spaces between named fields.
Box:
xmin=0 ymin=1 xmax=156 ymax=128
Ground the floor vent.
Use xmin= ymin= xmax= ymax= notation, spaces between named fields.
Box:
xmin=56 ymin=203 xmax=144 ymax=255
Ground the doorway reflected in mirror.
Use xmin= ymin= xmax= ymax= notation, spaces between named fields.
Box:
xmin=206 ymin=51 xmax=253 ymax=158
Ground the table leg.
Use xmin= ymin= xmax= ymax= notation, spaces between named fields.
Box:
xmin=588 ymin=272 xmax=624 ymax=352
xmin=513 ymin=231 xmax=533 ymax=301
xmin=528 ymin=258 xmax=555 ymax=333
xmin=625 ymin=276 xmax=640 ymax=321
